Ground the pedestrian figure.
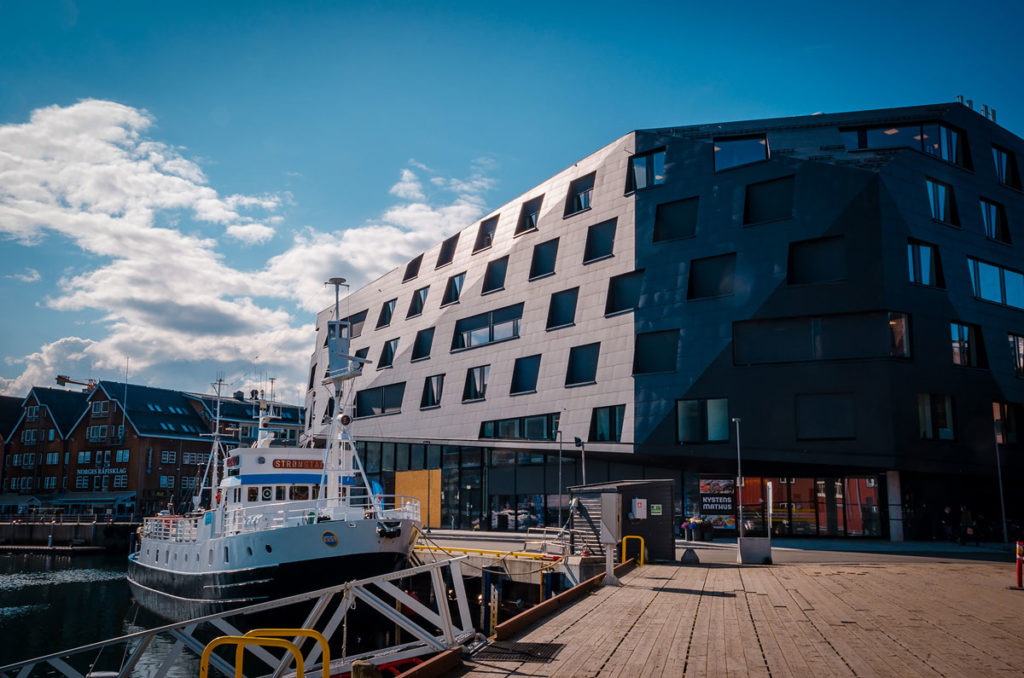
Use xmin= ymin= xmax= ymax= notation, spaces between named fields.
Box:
xmin=959 ymin=505 xmax=972 ymax=546
xmin=942 ymin=506 xmax=955 ymax=542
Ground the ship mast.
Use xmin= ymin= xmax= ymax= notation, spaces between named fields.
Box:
xmin=196 ymin=378 xmax=226 ymax=513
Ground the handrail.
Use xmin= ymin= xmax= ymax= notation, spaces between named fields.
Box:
xmin=414 ymin=544 xmax=561 ymax=561
xmin=621 ymin=535 xmax=645 ymax=566
xmin=200 ymin=637 xmax=303 ymax=678
xmin=242 ymin=629 xmax=330 ymax=678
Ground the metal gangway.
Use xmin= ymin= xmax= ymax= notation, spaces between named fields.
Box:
xmin=0 ymin=558 xmax=480 ymax=678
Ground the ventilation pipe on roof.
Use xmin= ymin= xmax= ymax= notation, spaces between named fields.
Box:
xmin=956 ymin=95 xmax=963 ymax=104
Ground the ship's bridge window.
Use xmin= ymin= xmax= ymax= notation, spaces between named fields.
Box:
xmin=233 ymin=488 xmax=241 ymax=502
xmin=276 ymin=486 xmax=286 ymax=501
xmin=248 ymin=487 xmax=259 ymax=502
xmin=290 ymin=485 xmax=310 ymax=501
xmin=312 ymin=485 xmax=320 ymax=500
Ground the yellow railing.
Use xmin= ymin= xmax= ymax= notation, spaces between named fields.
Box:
xmin=200 ymin=628 xmax=330 ymax=678
xmin=414 ymin=544 xmax=560 ymax=561
xmin=621 ymin=535 xmax=645 ymax=566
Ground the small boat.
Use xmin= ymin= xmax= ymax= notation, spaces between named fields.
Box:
xmin=127 ymin=279 xmax=421 ymax=620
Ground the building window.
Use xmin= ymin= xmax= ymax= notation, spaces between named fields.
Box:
xmin=1010 ymin=334 xmax=1024 ymax=377
xmin=420 ymin=374 xmax=444 ymax=409
xmin=546 ymin=287 xmax=579 ymax=330
xmin=75 ymin=475 xmax=88 ymax=489
xmin=606 ymin=270 xmax=644 ymax=315
xmin=376 ymin=299 xmax=396 ymax=329
xmin=907 ymin=240 xmax=943 ymax=286
xmin=925 ymin=178 xmax=958 ymax=225
xmin=734 ymin=311 xmax=912 ymax=364
xmin=516 ymin=196 xmax=544 ymax=235
xmin=78 ymin=451 xmax=91 ymax=464
xmin=918 ymin=393 xmax=955 ymax=440
xmin=744 ymin=175 xmax=794 ymax=224
xmin=339 ymin=310 xmax=368 ymax=339
xmin=993 ymin=145 xmax=1022 ymax=189
xmin=412 ymin=327 xmax=435 ymax=361
xmin=688 ymin=253 xmax=736 ymax=299
xmin=463 ymin=365 xmax=490 ymax=401
xmin=994 ymin=402 xmax=1024 ymax=444
xmin=654 ymin=196 xmax=698 ymax=242
xmin=479 ymin=413 xmax=559 ymax=441
xmin=564 ymin=172 xmax=596 ymax=217
xmin=676 ymin=399 xmax=729 ymax=442
xmin=889 ymin=312 xmax=911 ymax=358
xmin=510 ymin=354 xmax=542 ymax=395
xmin=46 ymin=452 xmax=59 ymax=465
xmin=161 ymin=450 xmax=176 ymax=464
xmin=968 ymin=257 xmax=1024 ymax=309
xmin=113 ymin=475 xmax=128 ymax=488
xmin=565 ymin=343 xmax=600 ymax=386
xmin=355 ymin=383 xmax=406 ymax=418
xmin=116 ymin=449 xmax=130 ymax=463
xmin=407 ymin=286 xmax=429 ymax=318
xmin=436 ymin=233 xmax=460 ymax=268
xmin=474 ymin=216 xmax=498 ymax=253
xmin=160 ymin=475 xmax=175 ymax=489
xmin=951 ymin=322 xmax=983 ymax=367
xmin=980 ymin=198 xmax=1010 ymax=243
xmin=92 ymin=400 xmax=110 ymax=417
xmin=583 ymin=219 xmax=616 ymax=263
xmin=529 ymin=238 xmax=559 ymax=280
xmin=590 ymin=405 xmax=625 ymax=442
xmin=627 ymin=148 xmax=665 ymax=192
xmin=441 ymin=272 xmax=465 ymax=306
xmin=714 ymin=135 xmax=768 ymax=171
xmin=843 ymin=123 xmax=969 ymax=168
xmin=26 ymin=405 xmax=38 ymax=421
xmin=378 ymin=338 xmax=399 ymax=369
xmin=788 ymin=236 xmax=847 ymax=284
xmin=403 ymin=254 xmax=423 ymax=282
xmin=634 ymin=330 xmax=678 ymax=374
xmin=482 ymin=256 xmax=509 ymax=294
xmin=452 ymin=303 xmax=523 ymax=350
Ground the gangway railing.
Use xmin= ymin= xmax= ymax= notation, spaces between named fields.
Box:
xmin=0 ymin=557 xmax=479 ymax=678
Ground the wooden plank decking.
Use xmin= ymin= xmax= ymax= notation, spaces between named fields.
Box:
xmin=459 ymin=561 xmax=1024 ymax=677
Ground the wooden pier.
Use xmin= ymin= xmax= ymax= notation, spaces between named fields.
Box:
xmin=459 ymin=559 xmax=1024 ymax=677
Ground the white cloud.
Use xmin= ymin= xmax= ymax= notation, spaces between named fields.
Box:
xmin=0 ymin=100 xmax=498 ymax=398
xmin=6 ymin=268 xmax=40 ymax=283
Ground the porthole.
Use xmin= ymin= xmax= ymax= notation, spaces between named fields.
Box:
xmin=265 ymin=544 xmax=273 ymax=553
xmin=247 ymin=547 xmax=253 ymax=556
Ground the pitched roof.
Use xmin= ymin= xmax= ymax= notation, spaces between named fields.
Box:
xmin=92 ymin=381 xmax=210 ymax=441
xmin=0 ymin=395 xmax=23 ymax=441
xmin=185 ymin=393 xmax=305 ymax=425
xmin=29 ymin=387 xmax=91 ymax=437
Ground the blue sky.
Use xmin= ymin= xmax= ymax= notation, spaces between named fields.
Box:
xmin=1 ymin=0 xmax=1021 ymax=402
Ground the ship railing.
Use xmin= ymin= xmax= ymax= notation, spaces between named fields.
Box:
xmin=0 ymin=557 xmax=479 ymax=678
xmin=141 ymin=514 xmax=201 ymax=542
xmin=223 ymin=496 xmax=421 ymax=535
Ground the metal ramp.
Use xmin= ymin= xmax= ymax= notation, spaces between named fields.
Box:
xmin=0 ymin=558 xmax=479 ymax=678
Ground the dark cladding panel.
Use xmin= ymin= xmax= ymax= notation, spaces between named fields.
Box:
xmin=788 ymin=236 xmax=847 ymax=284
xmin=796 ymin=393 xmax=856 ymax=440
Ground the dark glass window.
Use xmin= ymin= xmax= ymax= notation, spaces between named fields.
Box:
xmin=968 ymin=257 xmax=1024 ymax=309
xmin=744 ymin=175 xmax=794 ymax=224
xmin=403 ymin=254 xmax=423 ymax=282
xmin=355 ymin=347 xmax=369 ymax=360
xmin=606 ymin=270 xmax=644 ymax=315
xmin=546 ymin=287 xmax=579 ymax=329
xmin=411 ymin=327 xmax=434 ymax=361
xmin=479 ymin=413 xmax=559 ymax=440
xmin=516 ymin=196 xmax=544 ymax=235
xmin=788 ymin=236 xmax=847 ymax=284
xmin=676 ymin=399 xmax=729 ymax=442
xmin=918 ymin=393 xmax=954 ymax=440
xmin=1010 ymin=334 xmax=1024 ymax=377
xmin=714 ymin=135 xmax=768 ymax=171
xmin=564 ymin=172 xmax=596 ymax=217
xmin=420 ymin=374 xmax=444 ymax=408
xmin=843 ymin=123 xmax=970 ymax=169
xmin=634 ymin=330 xmax=678 ymax=374
xmin=980 ymin=198 xmax=1010 ymax=243
xmin=565 ymin=343 xmax=600 ymax=386
xmin=441 ymin=272 xmax=465 ymax=306
xmin=463 ymin=365 xmax=490 ymax=401
xmin=993 ymin=145 xmax=1022 ymax=189
xmin=688 ymin=253 xmax=736 ymax=299
xmin=926 ymin=178 xmax=958 ymax=225
xmin=654 ymin=196 xmax=698 ymax=242
xmin=378 ymin=338 xmax=398 ymax=369
xmin=626 ymin=148 xmax=665 ymax=192
xmin=583 ymin=219 xmax=616 ymax=263
xmin=590 ymin=404 xmax=625 ymax=442
xmin=436 ymin=233 xmax=460 ymax=268
xmin=482 ymin=256 xmax=509 ymax=294
xmin=907 ymin=240 xmax=943 ymax=286
xmin=376 ymin=299 xmax=396 ymax=328
xmin=341 ymin=310 xmax=368 ymax=339
xmin=890 ymin=312 xmax=911 ymax=358
xmin=951 ymin=322 xmax=984 ymax=367
xmin=407 ymin=286 xmax=429 ymax=318
xmin=510 ymin=354 xmax=541 ymax=394
xmin=452 ymin=303 xmax=523 ymax=350
xmin=994 ymin=402 xmax=1024 ymax=444
xmin=355 ymin=382 xmax=405 ymax=418
xmin=474 ymin=216 xmax=498 ymax=253
xmin=529 ymin=238 xmax=559 ymax=280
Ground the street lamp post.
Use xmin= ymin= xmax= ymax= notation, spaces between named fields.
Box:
xmin=574 ymin=437 xmax=587 ymax=485
xmin=732 ymin=417 xmax=744 ymax=539
xmin=556 ymin=430 xmax=564 ymax=526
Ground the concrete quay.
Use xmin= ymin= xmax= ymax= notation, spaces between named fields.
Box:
xmin=456 ymin=550 xmax=1024 ymax=677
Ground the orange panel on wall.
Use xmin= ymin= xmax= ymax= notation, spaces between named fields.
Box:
xmin=395 ymin=469 xmax=441 ymax=528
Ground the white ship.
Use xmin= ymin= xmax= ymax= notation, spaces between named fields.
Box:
xmin=127 ymin=278 xmax=421 ymax=620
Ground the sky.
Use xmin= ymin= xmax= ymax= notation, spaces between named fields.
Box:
xmin=1 ymin=0 xmax=1022 ymax=405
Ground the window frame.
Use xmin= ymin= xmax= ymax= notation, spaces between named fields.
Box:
xmin=378 ymin=337 xmax=399 ymax=370
xmin=515 ymin=196 xmax=544 ymax=236
xmin=481 ymin=256 xmax=509 ymax=295
xmin=925 ymin=177 xmax=959 ymax=226
xmin=589 ymin=404 xmax=626 ymax=442
xmin=451 ymin=303 xmax=524 ymax=351
xmin=546 ymin=287 xmax=579 ymax=330
xmin=1009 ymin=333 xmax=1024 ymax=378
xmin=950 ymin=321 xmax=984 ymax=368
xmin=435 ymin=233 xmax=460 ymax=268
xmin=376 ymin=299 xmax=397 ymax=329
xmin=441 ymin=272 xmax=466 ymax=307
xmin=565 ymin=342 xmax=600 ymax=387
xmin=907 ymin=240 xmax=944 ymax=287
xmin=979 ymin=197 xmax=1011 ymax=244
xmin=474 ymin=216 xmax=499 ymax=253
xmin=528 ymin=237 xmax=559 ymax=281
xmin=462 ymin=365 xmax=490 ymax=402
xmin=563 ymin=172 xmax=596 ymax=218
xmin=420 ymin=374 xmax=444 ymax=409
xmin=411 ymin=327 xmax=435 ymax=362
xmin=354 ymin=382 xmax=406 ymax=418
xmin=625 ymin=148 xmax=666 ymax=193
xmin=510 ymin=354 xmax=542 ymax=395
xmin=675 ymin=398 xmax=730 ymax=443
xmin=407 ymin=286 xmax=429 ymax=318
xmin=918 ymin=393 xmax=955 ymax=440
xmin=403 ymin=254 xmax=424 ymax=282
xmin=583 ymin=219 xmax=617 ymax=264
xmin=714 ymin=135 xmax=769 ymax=172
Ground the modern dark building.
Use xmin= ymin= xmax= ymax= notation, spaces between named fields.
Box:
xmin=304 ymin=102 xmax=1024 ymax=540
